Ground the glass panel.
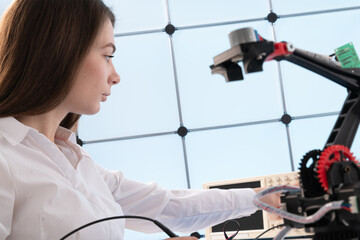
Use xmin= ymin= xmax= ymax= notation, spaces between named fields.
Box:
xmin=185 ymin=122 xmax=291 ymax=189
xmin=289 ymin=114 xmax=360 ymax=170
xmin=79 ymin=33 xmax=180 ymax=141
xmin=83 ymin=134 xmax=188 ymax=189
xmin=173 ymin=22 xmax=284 ymax=129
xmin=272 ymin=0 xmax=360 ymax=15
xmin=275 ymin=10 xmax=360 ymax=116
xmin=169 ymin=0 xmax=269 ymax=27
xmin=275 ymin=10 xmax=360 ymax=55
xmin=280 ymin=61 xmax=347 ymax=116
xmin=289 ymin=115 xmax=338 ymax=169
xmin=103 ymin=0 xmax=167 ymax=34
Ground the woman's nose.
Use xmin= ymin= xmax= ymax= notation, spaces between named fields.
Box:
xmin=111 ymin=72 xmax=120 ymax=85
xmin=109 ymin=65 xmax=120 ymax=85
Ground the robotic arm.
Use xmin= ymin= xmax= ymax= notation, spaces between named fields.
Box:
xmin=211 ymin=28 xmax=360 ymax=149
xmin=210 ymin=27 xmax=360 ymax=240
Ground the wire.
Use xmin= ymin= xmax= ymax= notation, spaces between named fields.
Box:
xmin=253 ymin=224 xmax=285 ymax=239
xmin=222 ymin=220 xmax=240 ymax=240
xmin=341 ymin=206 xmax=352 ymax=212
xmin=59 ymin=215 xmax=178 ymax=240
xmin=253 ymin=185 xmax=344 ymax=224
xmin=273 ymin=226 xmax=292 ymax=240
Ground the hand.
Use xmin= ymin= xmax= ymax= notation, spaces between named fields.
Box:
xmin=254 ymin=187 xmax=282 ymax=220
xmin=165 ymin=237 xmax=198 ymax=240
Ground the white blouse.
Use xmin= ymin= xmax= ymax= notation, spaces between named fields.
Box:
xmin=0 ymin=117 xmax=258 ymax=240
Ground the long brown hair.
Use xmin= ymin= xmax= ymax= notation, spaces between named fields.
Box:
xmin=0 ymin=0 xmax=115 ymax=129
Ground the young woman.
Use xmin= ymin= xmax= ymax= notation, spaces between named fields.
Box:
xmin=0 ymin=0 xmax=279 ymax=239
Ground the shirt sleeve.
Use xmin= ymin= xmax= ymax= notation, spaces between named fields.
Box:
xmin=0 ymin=153 xmax=15 ymax=239
xmin=95 ymin=164 xmax=258 ymax=234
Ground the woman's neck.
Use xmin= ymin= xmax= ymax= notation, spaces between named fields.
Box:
xmin=16 ymin=109 xmax=67 ymax=144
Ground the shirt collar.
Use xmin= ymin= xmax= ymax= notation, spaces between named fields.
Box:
xmin=0 ymin=116 xmax=77 ymax=145
xmin=0 ymin=117 xmax=32 ymax=145
xmin=55 ymin=126 xmax=77 ymax=144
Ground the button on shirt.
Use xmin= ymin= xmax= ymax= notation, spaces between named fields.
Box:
xmin=0 ymin=117 xmax=258 ymax=240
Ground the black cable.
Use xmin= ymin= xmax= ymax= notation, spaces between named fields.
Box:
xmin=59 ymin=215 xmax=179 ymax=240
xmin=223 ymin=220 xmax=241 ymax=240
xmin=190 ymin=232 xmax=205 ymax=239
xmin=254 ymin=224 xmax=286 ymax=239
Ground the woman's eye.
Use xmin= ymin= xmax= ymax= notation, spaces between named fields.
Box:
xmin=105 ymin=55 xmax=114 ymax=62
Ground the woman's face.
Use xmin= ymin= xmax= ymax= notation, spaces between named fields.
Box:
xmin=62 ymin=18 xmax=120 ymax=115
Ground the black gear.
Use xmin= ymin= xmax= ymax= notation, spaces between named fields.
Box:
xmin=299 ymin=149 xmax=326 ymax=198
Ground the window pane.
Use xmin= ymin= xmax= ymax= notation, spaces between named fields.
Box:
xmin=173 ymin=22 xmax=284 ymax=129
xmin=275 ymin=10 xmax=360 ymax=55
xmin=289 ymin=115 xmax=338 ymax=169
xmin=275 ymin=10 xmax=360 ymax=116
xmin=169 ymin=0 xmax=269 ymax=27
xmin=272 ymin=0 xmax=360 ymax=15
xmin=103 ymin=0 xmax=167 ymax=34
xmin=79 ymin=33 xmax=180 ymax=141
xmin=280 ymin=61 xmax=347 ymax=116
xmin=186 ymin=122 xmax=291 ymax=189
xmin=289 ymin=116 xmax=360 ymax=166
xmin=83 ymin=134 xmax=188 ymax=189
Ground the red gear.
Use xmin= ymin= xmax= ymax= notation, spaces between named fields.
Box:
xmin=317 ymin=145 xmax=357 ymax=192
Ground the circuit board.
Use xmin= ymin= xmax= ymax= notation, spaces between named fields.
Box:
xmin=335 ymin=42 xmax=360 ymax=68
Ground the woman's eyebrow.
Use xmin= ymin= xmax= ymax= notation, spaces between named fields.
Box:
xmin=102 ymin=43 xmax=116 ymax=53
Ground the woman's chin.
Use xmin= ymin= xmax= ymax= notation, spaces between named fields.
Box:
xmin=80 ymin=105 xmax=101 ymax=115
